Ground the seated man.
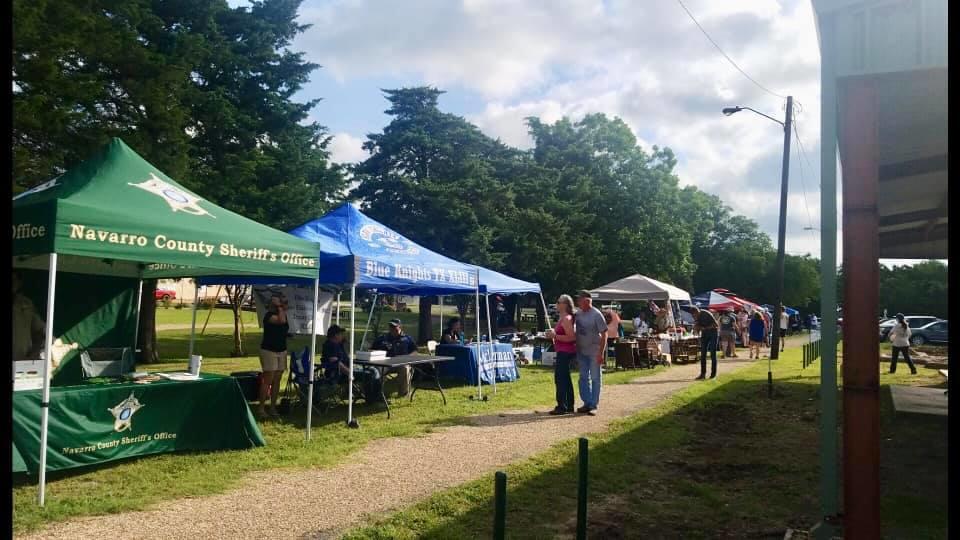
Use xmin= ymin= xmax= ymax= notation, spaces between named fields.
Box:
xmin=321 ymin=324 xmax=383 ymax=402
xmin=371 ymin=319 xmax=418 ymax=396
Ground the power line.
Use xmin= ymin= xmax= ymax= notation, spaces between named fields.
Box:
xmin=791 ymin=118 xmax=818 ymax=246
xmin=674 ymin=0 xmax=787 ymax=100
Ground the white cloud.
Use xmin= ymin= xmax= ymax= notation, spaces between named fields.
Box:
xmin=328 ymin=132 xmax=367 ymax=164
xmin=296 ymin=0 xmax=825 ymax=255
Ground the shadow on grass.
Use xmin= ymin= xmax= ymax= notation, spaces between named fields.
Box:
xmin=344 ymin=371 xmax=948 ymax=540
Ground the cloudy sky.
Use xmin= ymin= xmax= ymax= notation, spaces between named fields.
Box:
xmin=230 ymin=0 xmax=935 ymax=267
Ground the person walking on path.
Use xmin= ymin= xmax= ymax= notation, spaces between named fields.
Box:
xmin=574 ymin=290 xmax=608 ymax=415
xmin=779 ymin=305 xmax=790 ymax=353
xmin=544 ymin=294 xmax=577 ymax=415
xmin=748 ymin=311 xmax=766 ymax=359
xmin=888 ymin=313 xmax=917 ymax=374
xmin=738 ymin=308 xmax=751 ymax=349
xmin=718 ymin=308 xmax=738 ymax=358
xmin=691 ymin=306 xmax=719 ymax=380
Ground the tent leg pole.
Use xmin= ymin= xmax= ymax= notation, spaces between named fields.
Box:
xmin=38 ymin=252 xmax=58 ymax=506
xmin=132 ymin=279 xmax=144 ymax=355
xmin=539 ymin=293 xmax=552 ymax=330
xmin=336 ymin=292 xmax=341 ymax=324
xmin=188 ymin=282 xmax=199 ymax=359
xmin=360 ymin=293 xmax=377 ymax=351
xmin=306 ymin=278 xmax=320 ymax=441
xmin=487 ymin=294 xmax=496 ymax=395
xmin=348 ymin=285 xmax=358 ymax=428
xmin=439 ymin=296 xmax=443 ymax=338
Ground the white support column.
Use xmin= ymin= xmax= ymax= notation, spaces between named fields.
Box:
xmin=347 ymin=285 xmax=357 ymax=427
xmin=132 ymin=279 xmax=144 ymax=354
xmin=306 ymin=277 xmax=320 ymax=440
xmin=188 ymin=282 xmax=199 ymax=360
xmin=336 ymin=291 xmax=341 ymax=324
xmin=439 ymin=296 xmax=443 ymax=337
xmin=38 ymin=253 xmax=58 ymax=506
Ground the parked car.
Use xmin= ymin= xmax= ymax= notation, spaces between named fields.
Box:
xmin=879 ymin=316 xmax=941 ymax=341
xmin=906 ymin=320 xmax=948 ymax=346
xmin=155 ymin=288 xmax=176 ymax=301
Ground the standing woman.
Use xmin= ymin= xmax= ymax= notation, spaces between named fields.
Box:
xmin=888 ymin=313 xmax=917 ymax=374
xmin=545 ymin=294 xmax=577 ymax=415
xmin=258 ymin=293 xmax=290 ymax=418
xmin=748 ymin=311 xmax=766 ymax=359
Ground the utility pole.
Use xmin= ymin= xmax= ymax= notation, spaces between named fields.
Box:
xmin=769 ymin=95 xmax=793 ymax=369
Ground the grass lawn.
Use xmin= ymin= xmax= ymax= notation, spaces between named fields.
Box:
xmin=341 ymin=347 xmax=948 ymax=539
xmin=12 ymin=326 xmax=663 ymax=535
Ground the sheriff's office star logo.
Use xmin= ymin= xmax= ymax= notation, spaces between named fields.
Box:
xmin=108 ymin=392 xmax=145 ymax=432
xmin=358 ymin=224 xmax=419 ymax=255
xmin=128 ymin=173 xmax=215 ymax=218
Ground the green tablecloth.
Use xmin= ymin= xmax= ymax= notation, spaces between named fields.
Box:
xmin=12 ymin=373 xmax=264 ymax=475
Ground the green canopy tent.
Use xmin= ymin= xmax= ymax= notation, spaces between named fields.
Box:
xmin=13 ymin=138 xmax=323 ymax=506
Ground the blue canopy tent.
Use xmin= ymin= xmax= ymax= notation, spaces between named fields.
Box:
xmin=761 ymin=304 xmax=799 ymax=316
xmin=200 ymin=204 xmax=485 ymax=427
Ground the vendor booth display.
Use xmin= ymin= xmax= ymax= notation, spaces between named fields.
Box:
xmin=12 ymin=138 xmax=321 ymax=505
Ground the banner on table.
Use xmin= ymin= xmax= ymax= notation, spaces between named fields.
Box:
xmin=12 ymin=374 xmax=264 ymax=474
xmin=252 ymin=285 xmax=334 ymax=335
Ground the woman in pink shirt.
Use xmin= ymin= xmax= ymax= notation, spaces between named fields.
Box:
xmin=545 ymin=294 xmax=577 ymax=415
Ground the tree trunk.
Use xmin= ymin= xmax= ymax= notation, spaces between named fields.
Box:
xmin=503 ymin=295 xmax=518 ymax=329
xmin=417 ymin=296 xmax=433 ymax=345
xmin=227 ymin=285 xmax=248 ymax=357
xmin=138 ymin=279 xmax=159 ymax=363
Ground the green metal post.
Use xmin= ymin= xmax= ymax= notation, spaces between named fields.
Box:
xmin=577 ymin=437 xmax=588 ymax=540
xmin=494 ymin=471 xmax=506 ymax=540
xmin=812 ymin=12 xmax=840 ymax=539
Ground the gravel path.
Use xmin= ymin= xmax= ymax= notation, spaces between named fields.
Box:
xmin=24 ymin=357 xmax=754 ymax=540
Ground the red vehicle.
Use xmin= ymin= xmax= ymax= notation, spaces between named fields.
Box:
xmin=155 ymin=288 xmax=177 ymax=301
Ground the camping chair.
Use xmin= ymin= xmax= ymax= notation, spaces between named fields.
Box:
xmin=285 ymin=348 xmax=338 ymax=416
xmin=80 ymin=347 xmax=134 ymax=378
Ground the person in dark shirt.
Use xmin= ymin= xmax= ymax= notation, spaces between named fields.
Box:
xmin=258 ymin=293 xmax=289 ymax=417
xmin=371 ymin=319 xmax=418 ymax=396
xmin=440 ymin=317 xmax=463 ymax=345
xmin=691 ymin=306 xmax=719 ymax=380
xmin=322 ymin=324 xmax=382 ymax=401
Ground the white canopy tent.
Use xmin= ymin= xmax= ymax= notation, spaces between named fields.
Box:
xmin=589 ymin=274 xmax=691 ymax=302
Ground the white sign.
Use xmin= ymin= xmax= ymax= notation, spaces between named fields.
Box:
xmin=253 ymin=285 xmax=334 ymax=335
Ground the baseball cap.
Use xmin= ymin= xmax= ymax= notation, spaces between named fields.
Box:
xmin=388 ymin=319 xmax=402 ymax=328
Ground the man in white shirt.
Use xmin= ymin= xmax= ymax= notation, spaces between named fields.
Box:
xmin=779 ymin=306 xmax=790 ymax=353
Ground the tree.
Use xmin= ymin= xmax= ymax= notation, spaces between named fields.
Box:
xmin=14 ymin=0 xmax=344 ymax=360
xmin=224 ymin=285 xmax=250 ymax=357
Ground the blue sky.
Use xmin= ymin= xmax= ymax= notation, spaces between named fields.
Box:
xmin=227 ymin=0 xmax=941 ymax=268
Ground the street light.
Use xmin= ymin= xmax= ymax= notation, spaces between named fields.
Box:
xmin=723 ymin=96 xmax=793 ymax=397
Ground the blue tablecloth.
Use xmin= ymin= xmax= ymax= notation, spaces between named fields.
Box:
xmin=436 ymin=343 xmax=519 ymax=385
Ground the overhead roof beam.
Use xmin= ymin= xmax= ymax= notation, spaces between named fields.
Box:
xmin=878 ymin=154 xmax=947 ymax=182
xmin=922 ymin=192 xmax=949 ymax=241
xmin=878 ymin=207 xmax=948 ymax=227
xmin=878 ymin=223 xmax=948 ymax=246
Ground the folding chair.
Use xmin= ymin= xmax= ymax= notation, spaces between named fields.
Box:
xmin=80 ymin=347 xmax=134 ymax=378
xmin=284 ymin=348 xmax=334 ymax=416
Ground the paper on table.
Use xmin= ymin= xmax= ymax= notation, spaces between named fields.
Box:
xmin=155 ymin=372 xmax=200 ymax=381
